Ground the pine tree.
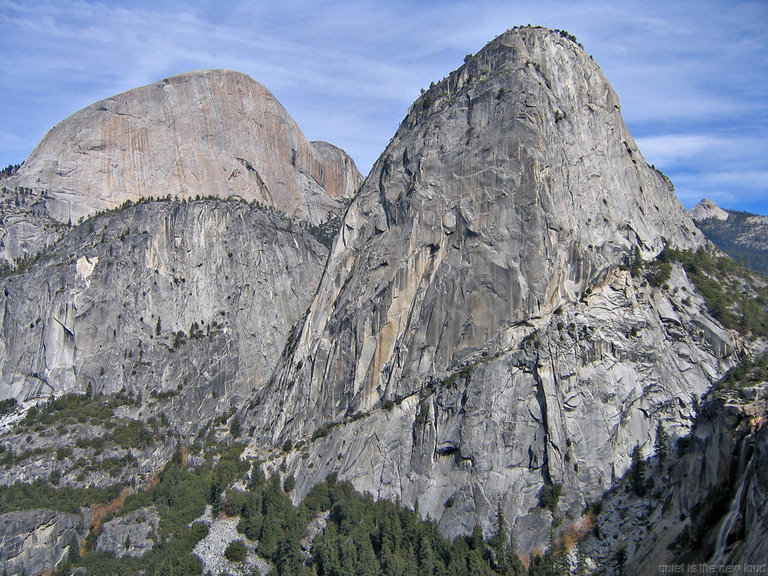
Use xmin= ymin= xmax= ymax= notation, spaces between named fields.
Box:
xmin=630 ymin=444 xmax=646 ymax=496
xmin=230 ymin=416 xmax=242 ymax=438
xmin=466 ymin=525 xmax=490 ymax=576
xmin=417 ymin=536 xmax=441 ymax=576
xmin=655 ymin=422 xmax=668 ymax=467
xmin=629 ymin=245 xmax=643 ymax=276
xmin=616 ymin=546 xmax=627 ymax=576
xmin=489 ymin=503 xmax=525 ymax=575
xmin=491 ymin=502 xmax=508 ymax=552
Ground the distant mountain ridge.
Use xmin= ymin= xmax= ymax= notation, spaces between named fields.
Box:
xmin=690 ymin=198 xmax=768 ymax=274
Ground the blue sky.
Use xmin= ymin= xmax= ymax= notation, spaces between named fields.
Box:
xmin=1 ymin=0 xmax=766 ymax=213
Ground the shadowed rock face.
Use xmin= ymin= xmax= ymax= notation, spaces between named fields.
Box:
xmin=0 ymin=200 xmax=328 ymax=431
xmin=0 ymin=508 xmax=86 ymax=576
xmin=245 ymin=27 xmax=724 ymax=546
xmin=577 ymin=385 xmax=768 ymax=571
xmin=6 ymin=70 xmax=361 ymax=226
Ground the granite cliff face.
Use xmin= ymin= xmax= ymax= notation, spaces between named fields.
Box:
xmin=95 ymin=506 xmax=160 ymax=559
xmin=0 ymin=186 xmax=66 ymax=266
xmin=0 ymin=508 xmax=86 ymax=576
xmin=4 ymin=69 xmax=361 ymax=227
xmin=262 ymin=25 xmax=704 ymax=428
xmin=245 ymin=27 xmax=728 ymax=546
xmin=0 ymin=25 xmax=764 ymax=574
xmin=0 ymin=199 xmax=328 ymax=428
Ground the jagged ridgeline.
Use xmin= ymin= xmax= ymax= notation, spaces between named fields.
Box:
xmin=690 ymin=198 xmax=768 ymax=275
xmin=0 ymin=25 xmax=766 ymax=576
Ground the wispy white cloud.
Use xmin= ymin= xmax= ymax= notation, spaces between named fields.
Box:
xmin=636 ymin=135 xmax=728 ymax=163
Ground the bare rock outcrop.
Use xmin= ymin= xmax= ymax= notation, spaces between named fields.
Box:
xmin=5 ymin=70 xmax=361 ymax=226
xmin=246 ymin=26 xmax=723 ymax=549
xmin=95 ymin=506 xmax=159 ymax=558
xmin=0 ymin=186 xmax=67 ymax=266
xmin=0 ymin=508 xmax=85 ymax=576
xmin=310 ymin=141 xmax=361 ymax=201
xmin=0 ymin=200 xmax=327 ymax=432
xmin=192 ymin=515 xmax=269 ymax=576
xmin=690 ymin=198 xmax=730 ymax=222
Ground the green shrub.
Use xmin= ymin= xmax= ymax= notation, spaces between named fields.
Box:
xmin=717 ymin=352 xmax=768 ymax=391
xmin=662 ymin=247 xmax=768 ymax=337
xmin=230 ymin=416 xmax=242 ymax=438
xmin=0 ymin=479 xmax=123 ymax=514
xmin=56 ymin=447 xmax=73 ymax=461
xmin=224 ymin=539 xmax=248 ymax=563
xmin=111 ymin=420 xmax=153 ymax=449
xmin=76 ymin=436 xmax=106 ymax=452
xmin=311 ymin=425 xmax=330 ymax=441
xmin=585 ymin=499 xmax=603 ymax=516
xmin=17 ymin=392 xmax=135 ymax=430
xmin=0 ymin=398 xmax=19 ymax=416
xmin=538 ymin=483 xmax=562 ymax=512
xmin=646 ymin=261 xmax=672 ymax=288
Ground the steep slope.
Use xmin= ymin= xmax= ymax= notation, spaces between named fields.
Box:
xmin=0 ymin=68 xmax=364 ymax=576
xmin=690 ymin=198 xmax=768 ymax=274
xmin=4 ymin=70 xmax=361 ymax=227
xmin=0 ymin=185 xmax=65 ymax=266
xmin=244 ymin=26 xmax=729 ymax=548
xmin=580 ymin=360 xmax=768 ymax=572
xmin=0 ymin=199 xmax=327 ymax=428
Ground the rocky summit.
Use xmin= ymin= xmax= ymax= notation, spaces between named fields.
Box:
xmin=690 ymin=198 xmax=768 ymax=274
xmin=5 ymin=69 xmax=361 ymax=227
xmin=246 ymin=25 xmax=719 ymax=543
xmin=690 ymin=198 xmax=730 ymax=222
xmin=1 ymin=25 xmax=766 ymax=576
